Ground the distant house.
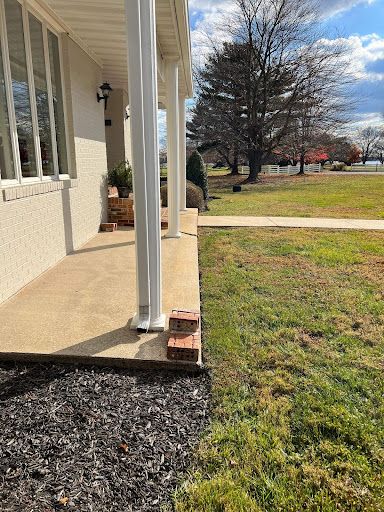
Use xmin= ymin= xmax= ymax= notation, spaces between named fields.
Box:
xmin=0 ymin=0 xmax=192 ymax=331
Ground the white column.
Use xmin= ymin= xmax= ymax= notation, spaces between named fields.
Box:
xmin=125 ymin=0 xmax=165 ymax=331
xmin=179 ymin=95 xmax=187 ymax=211
xmin=165 ymin=60 xmax=181 ymax=238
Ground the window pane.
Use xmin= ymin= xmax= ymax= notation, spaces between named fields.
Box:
xmin=0 ymin=38 xmax=15 ymax=180
xmin=29 ymin=14 xmax=54 ymax=176
xmin=48 ymin=31 xmax=67 ymax=174
xmin=4 ymin=0 xmax=37 ymax=178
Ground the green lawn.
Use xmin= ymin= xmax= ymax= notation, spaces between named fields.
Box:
xmin=175 ymin=228 xmax=384 ymax=512
xmin=205 ymin=175 xmax=384 ymax=219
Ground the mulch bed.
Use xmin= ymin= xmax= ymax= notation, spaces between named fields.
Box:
xmin=0 ymin=363 xmax=210 ymax=511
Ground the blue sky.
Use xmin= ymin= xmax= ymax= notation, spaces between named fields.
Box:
xmin=188 ymin=0 xmax=384 ymax=127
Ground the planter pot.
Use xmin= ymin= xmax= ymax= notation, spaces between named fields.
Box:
xmin=117 ymin=187 xmax=130 ymax=198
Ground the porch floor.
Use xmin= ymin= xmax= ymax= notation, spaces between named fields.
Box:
xmin=0 ymin=210 xmax=201 ymax=370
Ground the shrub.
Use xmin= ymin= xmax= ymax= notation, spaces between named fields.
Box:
xmin=186 ymin=150 xmax=209 ymax=200
xmin=161 ymin=180 xmax=206 ymax=211
xmin=107 ymin=160 xmax=133 ymax=190
xmin=330 ymin=163 xmax=347 ymax=172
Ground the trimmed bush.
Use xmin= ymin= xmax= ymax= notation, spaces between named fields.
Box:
xmin=330 ymin=163 xmax=347 ymax=172
xmin=186 ymin=150 xmax=209 ymax=200
xmin=161 ymin=180 xmax=205 ymax=211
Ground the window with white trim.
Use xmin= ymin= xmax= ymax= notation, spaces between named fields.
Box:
xmin=0 ymin=0 xmax=68 ymax=186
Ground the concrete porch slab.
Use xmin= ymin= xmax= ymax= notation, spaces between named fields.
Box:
xmin=0 ymin=210 xmax=201 ymax=371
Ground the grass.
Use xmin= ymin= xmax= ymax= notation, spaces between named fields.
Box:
xmin=175 ymin=228 xmax=384 ymax=512
xmin=205 ymin=174 xmax=384 ymax=219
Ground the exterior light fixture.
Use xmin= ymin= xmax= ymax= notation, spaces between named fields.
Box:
xmin=97 ymin=82 xmax=113 ymax=110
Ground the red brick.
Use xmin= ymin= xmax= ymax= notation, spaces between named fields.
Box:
xmin=167 ymin=332 xmax=201 ymax=362
xmin=169 ymin=309 xmax=200 ymax=333
xmin=108 ymin=199 xmax=167 ymax=228
xmin=100 ymin=223 xmax=117 ymax=232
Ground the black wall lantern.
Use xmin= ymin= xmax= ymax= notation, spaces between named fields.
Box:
xmin=97 ymin=82 xmax=113 ymax=110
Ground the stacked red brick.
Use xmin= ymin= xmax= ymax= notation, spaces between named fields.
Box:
xmin=167 ymin=310 xmax=201 ymax=362
xmin=108 ymin=197 xmax=135 ymax=227
xmin=100 ymin=223 xmax=117 ymax=232
xmin=108 ymin=197 xmax=168 ymax=228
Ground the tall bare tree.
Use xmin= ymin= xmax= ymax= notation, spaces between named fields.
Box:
xmin=281 ymin=82 xmax=352 ymax=174
xmin=191 ymin=0 xmax=354 ymax=181
xmin=374 ymin=115 xmax=384 ymax=164
xmin=357 ymin=126 xmax=382 ymax=164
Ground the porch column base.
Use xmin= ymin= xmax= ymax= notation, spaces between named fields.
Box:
xmin=131 ymin=313 xmax=166 ymax=332
xmin=164 ymin=232 xmax=181 ymax=239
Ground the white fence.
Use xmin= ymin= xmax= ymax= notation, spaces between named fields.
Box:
xmin=351 ymin=163 xmax=384 ymax=172
xmin=261 ymin=163 xmax=322 ymax=175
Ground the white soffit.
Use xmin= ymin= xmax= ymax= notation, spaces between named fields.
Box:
xmin=41 ymin=0 xmax=192 ymax=96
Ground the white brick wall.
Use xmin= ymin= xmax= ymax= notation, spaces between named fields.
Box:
xmin=105 ymin=89 xmax=126 ymax=169
xmin=0 ymin=38 xmax=108 ymax=304
xmin=104 ymin=89 xmax=132 ymax=169
xmin=123 ymin=90 xmax=133 ymax=165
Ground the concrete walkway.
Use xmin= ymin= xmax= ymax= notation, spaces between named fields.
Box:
xmin=198 ymin=216 xmax=384 ymax=230
xmin=0 ymin=210 xmax=201 ymax=370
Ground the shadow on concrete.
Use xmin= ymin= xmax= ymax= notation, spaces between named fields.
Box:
xmin=0 ymin=324 xmax=168 ymax=401
xmin=69 ymin=240 xmax=135 ymax=255
xmin=52 ymin=320 xmax=150 ymax=357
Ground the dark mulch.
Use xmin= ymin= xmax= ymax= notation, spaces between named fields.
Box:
xmin=0 ymin=363 xmax=210 ymax=512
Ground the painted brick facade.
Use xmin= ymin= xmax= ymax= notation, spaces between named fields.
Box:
xmin=0 ymin=37 xmax=108 ymax=304
xmin=105 ymin=89 xmax=130 ymax=169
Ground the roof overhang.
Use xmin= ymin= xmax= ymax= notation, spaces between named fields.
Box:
xmin=36 ymin=0 xmax=193 ymax=99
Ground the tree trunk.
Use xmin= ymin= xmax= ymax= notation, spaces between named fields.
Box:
xmin=245 ymin=148 xmax=262 ymax=182
xmin=230 ymin=151 xmax=239 ymax=175
xmin=297 ymin=152 xmax=305 ymax=175
xmin=228 ymin=144 xmax=240 ymax=175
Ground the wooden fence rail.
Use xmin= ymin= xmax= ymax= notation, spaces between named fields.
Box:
xmin=261 ymin=163 xmax=322 ymax=175
xmin=351 ymin=164 xmax=384 ymax=172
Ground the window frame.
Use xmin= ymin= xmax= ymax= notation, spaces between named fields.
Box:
xmin=0 ymin=0 xmax=70 ymax=188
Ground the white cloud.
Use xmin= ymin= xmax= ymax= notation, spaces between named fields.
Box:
xmin=189 ymin=0 xmax=238 ymax=68
xmin=157 ymin=110 xmax=167 ymax=149
xmin=353 ymin=112 xmax=383 ymax=125
xmin=322 ymin=33 xmax=384 ymax=81
xmin=189 ymin=0 xmax=378 ymax=68
xmin=319 ymin=0 xmax=376 ymax=17
xmin=347 ymin=112 xmax=383 ymax=137
xmin=186 ymin=1 xmax=384 ymax=127
xmin=189 ymin=0 xmax=376 ymax=21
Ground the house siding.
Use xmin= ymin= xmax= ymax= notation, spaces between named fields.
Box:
xmin=0 ymin=37 xmax=108 ymax=305
xmin=104 ymin=89 xmax=132 ymax=170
